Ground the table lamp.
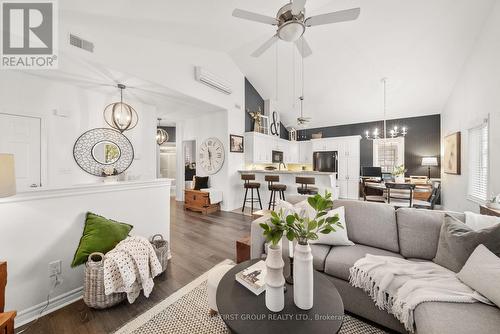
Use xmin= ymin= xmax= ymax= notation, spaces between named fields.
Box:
xmin=421 ymin=157 xmax=438 ymax=179
xmin=0 ymin=154 xmax=16 ymax=198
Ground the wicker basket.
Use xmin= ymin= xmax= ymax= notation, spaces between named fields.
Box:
xmin=83 ymin=252 xmax=126 ymax=309
xmin=150 ymin=234 xmax=169 ymax=273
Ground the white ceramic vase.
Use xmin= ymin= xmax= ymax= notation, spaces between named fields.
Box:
xmin=395 ymin=175 xmax=405 ymax=183
xmin=293 ymin=242 xmax=314 ymax=310
xmin=265 ymin=245 xmax=285 ymax=312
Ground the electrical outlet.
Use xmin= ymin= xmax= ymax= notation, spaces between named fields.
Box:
xmin=48 ymin=260 xmax=62 ymax=277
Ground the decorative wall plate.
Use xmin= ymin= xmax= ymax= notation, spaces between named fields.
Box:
xmin=73 ymin=128 xmax=134 ymax=177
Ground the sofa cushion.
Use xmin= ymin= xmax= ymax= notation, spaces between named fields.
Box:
xmin=332 ymin=200 xmax=399 ymax=253
xmin=414 ymin=301 xmax=500 ymax=334
xmin=433 ymin=215 xmax=500 ymax=272
xmin=397 ymin=208 xmax=444 ymax=260
xmin=324 ymin=244 xmax=403 ymax=281
xmin=311 ymin=244 xmax=331 ymax=272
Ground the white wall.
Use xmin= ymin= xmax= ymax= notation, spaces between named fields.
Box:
xmin=0 ymin=71 xmax=158 ymax=188
xmin=0 ymin=180 xmax=170 ymax=326
xmin=62 ymin=19 xmax=246 ymax=211
xmin=441 ymin=0 xmax=500 ymax=212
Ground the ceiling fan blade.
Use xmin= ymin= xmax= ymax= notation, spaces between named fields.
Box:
xmin=251 ymin=35 xmax=278 ymax=57
xmin=291 ymin=0 xmax=307 ymax=15
xmin=305 ymin=8 xmax=360 ymax=27
xmin=295 ymin=36 xmax=312 ymax=58
xmin=232 ymin=9 xmax=278 ymax=25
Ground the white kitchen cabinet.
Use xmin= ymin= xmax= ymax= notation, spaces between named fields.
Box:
xmin=335 ymin=136 xmax=361 ymax=200
xmin=245 ymin=132 xmax=272 ymax=164
xmin=299 ymin=141 xmax=312 ymax=164
xmin=287 ymin=142 xmax=299 ymax=164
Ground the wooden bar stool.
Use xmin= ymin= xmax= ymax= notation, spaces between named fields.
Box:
xmin=265 ymin=175 xmax=287 ymax=210
xmin=241 ymin=174 xmax=262 ymax=214
xmin=296 ymin=176 xmax=318 ymax=195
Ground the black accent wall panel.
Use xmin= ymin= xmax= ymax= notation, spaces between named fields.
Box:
xmin=245 ymin=78 xmax=264 ymax=132
xmin=297 ymin=114 xmax=441 ymax=177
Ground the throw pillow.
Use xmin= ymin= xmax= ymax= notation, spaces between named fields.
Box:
xmin=433 ymin=215 xmax=500 ymax=272
xmin=275 ymin=199 xmax=315 ymax=219
xmin=193 ymin=176 xmax=209 ymax=190
xmin=309 ymin=206 xmax=354 ymax=246
xmin=71 ymin=212 xmax=133 ymax=267
xmin=465 ymin=211 xmax=500 ymax=230
xmin=457 ymin=244 xmax=500 ymax=308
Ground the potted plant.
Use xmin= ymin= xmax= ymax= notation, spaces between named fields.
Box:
xmin=487 ymin=194 xmax=500 ymax=210
xmin=259 ymin=211 xmax=287 ymax=312
xmin=261 ymin=191 xmax=342 ymax=310
xmin=392 ymin=165 xmax=407 ymax=183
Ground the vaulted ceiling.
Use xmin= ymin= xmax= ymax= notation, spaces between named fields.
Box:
xmin=61 ymin=0 xmax=495 ymax=128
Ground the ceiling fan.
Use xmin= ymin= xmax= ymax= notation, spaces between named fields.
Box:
xmin=297 ymin=96 xmax=311 ymax=126
xmin=232 ymin=0 xmax=360 ymax=58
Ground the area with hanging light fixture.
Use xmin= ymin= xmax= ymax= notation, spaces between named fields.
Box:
xmin=103 ymin=83 xmax=139 ymax=133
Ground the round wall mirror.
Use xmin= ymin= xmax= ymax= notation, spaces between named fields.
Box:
xmin=92 ymin=141 xmax=121 ymax=165
xmin=73 ymin=128 xmax=134 ymax=177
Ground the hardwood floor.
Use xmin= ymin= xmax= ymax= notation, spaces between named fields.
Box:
xmin=19 ymin=199 xmax=252 ymax=334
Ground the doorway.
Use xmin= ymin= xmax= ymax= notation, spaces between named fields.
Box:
xmin=0 ymin=113 xmax=41 ymax=191
xmin=182 ymin=140 xmax=196 ymax=190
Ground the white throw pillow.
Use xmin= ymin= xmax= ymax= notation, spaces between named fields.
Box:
xmin=309 ymin=206 xmax=354 ymax=246
xmin=275 ymin=199 xmax=315 ymax=218
xmin=457 ymin=244 xmax=500 ymax=308
xmin=465 ymin=211 xmax=500 ymax=231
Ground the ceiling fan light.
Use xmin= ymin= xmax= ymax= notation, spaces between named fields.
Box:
xmin=278 ymin=21 xmax=305 ymax=42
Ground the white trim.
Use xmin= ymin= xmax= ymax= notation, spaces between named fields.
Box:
xmin=0 ymin=179 xmax=172 ymax=204
xmin=114 ymin=259 xmax=234 ymax=334
xmin=15 ymin=287 xmax=83 ymax=328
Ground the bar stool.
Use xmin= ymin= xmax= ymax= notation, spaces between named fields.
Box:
xmin=296 ymin=176 xmax=318 ymax=195
xmin=265 ymin=175 xmax=287 ymax=210
xmin=241 ymin=174 xmax=262 ymax=214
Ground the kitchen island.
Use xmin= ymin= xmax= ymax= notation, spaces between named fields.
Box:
xmin=237 ymin=170 xmax=339 ymax=202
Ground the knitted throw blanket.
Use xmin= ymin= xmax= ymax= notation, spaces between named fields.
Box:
xmin=349 ymin=254 xmax=490 ymax=332
xmin=104 ymin=236 xmax=163 ymax=303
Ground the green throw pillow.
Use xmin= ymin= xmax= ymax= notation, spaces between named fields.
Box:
xmin=71 ymin=212 xmax=133 ymax=267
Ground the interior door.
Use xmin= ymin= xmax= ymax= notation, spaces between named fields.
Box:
xmin=0 ymin=114 xmax=41 ymax=191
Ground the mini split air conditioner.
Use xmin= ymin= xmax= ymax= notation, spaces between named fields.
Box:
xmin=194 ymin=66 xmax=232 ymax=95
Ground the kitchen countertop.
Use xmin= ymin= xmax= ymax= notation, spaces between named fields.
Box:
xmin=238 ymin=170 xmax=336 ymax=176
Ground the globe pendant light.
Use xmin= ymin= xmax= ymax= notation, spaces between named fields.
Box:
xmin=156 ymin=118 xmax=169 ymax=145
xmin=103 ymin=84 xmax=138 ymax=133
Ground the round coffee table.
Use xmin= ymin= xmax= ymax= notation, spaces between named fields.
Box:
xmin=216 ymin=259 xmax=344 ymax=334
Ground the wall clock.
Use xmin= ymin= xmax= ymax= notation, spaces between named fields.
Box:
xmin=199 ymin=137 xmax=225 ymax=175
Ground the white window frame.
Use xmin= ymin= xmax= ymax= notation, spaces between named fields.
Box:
xmin=373 ymin=137 xmax=405 ymax=173
xmin=467 ymin=118 xmax=489 ymax=204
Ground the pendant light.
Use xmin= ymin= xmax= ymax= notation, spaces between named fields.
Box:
xmin=156 ymin=118 xmax=169 ymax=145
xmin=364 ymin=78 xmax=407 ymax=140
xmin=103 ymin=84 xmax=139 ymax=133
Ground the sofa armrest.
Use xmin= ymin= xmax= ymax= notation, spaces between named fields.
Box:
xmin=250 ymin=215 xmax=271 ymax=259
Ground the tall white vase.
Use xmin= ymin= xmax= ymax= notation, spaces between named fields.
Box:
xmin=395 ymin=175 xmax=405 ymax=183
xmin=293 ymin=243 xmax=314 ymax=310
xmin=265 ymin=245 xmax=285 ymax=312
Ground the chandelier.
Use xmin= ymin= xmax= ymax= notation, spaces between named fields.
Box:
xmin=364 ymin=78 xmax=408 ymax=140
xmin=156 ymin=118 xmax=169 ymax=146
xmin=103 ymin=84 xmax=139 ymax=133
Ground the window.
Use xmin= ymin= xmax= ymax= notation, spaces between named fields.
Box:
xmin=373 ymin=138 xmax=405 ymax=173
xmin=468 ymin=120 xmax=489 ymax=202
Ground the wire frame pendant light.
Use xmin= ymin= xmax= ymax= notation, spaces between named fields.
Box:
xmin=103 ymin=84 xmax=139 ymax=133
xmin=156 ymin=118 xmax=169 ymax=145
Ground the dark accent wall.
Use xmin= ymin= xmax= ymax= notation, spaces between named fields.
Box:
xmin=245 ymin=78 xmax=289 ymax=140
xmin=245 ymin=78 xmax=264 ymax=132
xmin=158 ymin=126 xmax=176 ymax=143
xmin=297 ymin=114 xmax=441 ymax=178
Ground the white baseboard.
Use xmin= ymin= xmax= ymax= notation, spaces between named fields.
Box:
xmin=15 ymin=286 xmax=83 ymax=328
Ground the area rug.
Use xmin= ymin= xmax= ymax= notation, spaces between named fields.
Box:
xmin=114 ymin=260 xmax=387 ymax=334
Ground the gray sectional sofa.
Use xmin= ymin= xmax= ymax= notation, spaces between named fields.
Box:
xmin=250 ymin=199 xmax=500 ymax=334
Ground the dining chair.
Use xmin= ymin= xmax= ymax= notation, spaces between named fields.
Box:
xmin=385 ymin=182 xmax=416 ymax=208
xmin=413 ymin=181 xmax=441 ymax=210
xmin=361 ymin=178 xmax=386 ymax=203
